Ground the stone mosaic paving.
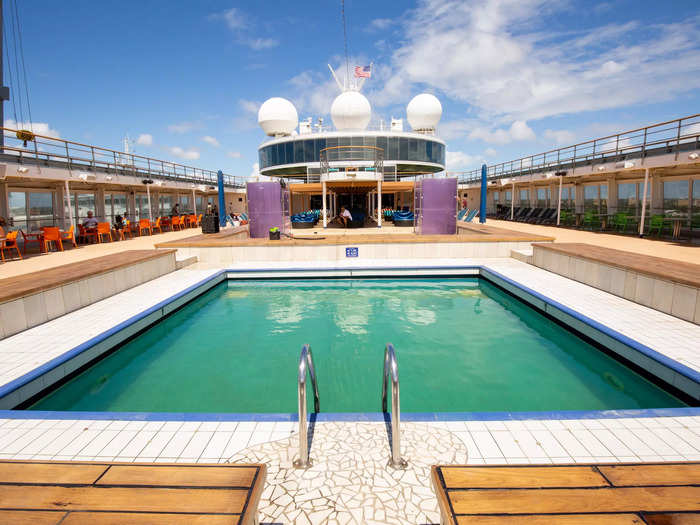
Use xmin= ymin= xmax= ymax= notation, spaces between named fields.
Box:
xmin=229 ymin=421 xmax=467 ymax=524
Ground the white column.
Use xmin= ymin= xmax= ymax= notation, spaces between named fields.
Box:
xmin=556 ymin=175 xmax=563 ymax=226
xmin=192 ymin=189 xmax=197 ymax=215
xmin=64 ymin=180 xmax=74 ymax=229
xmin=377 ymin=179 xmax=382 ymax=227
xmin=322 ymin=181 xmax=327 ymax=228
xmin=146 ymin=184 xmax=153 ymax=222
xmin=639 ymin=168 xmax=650 ymax=236
xmin=510 ymin=182 xmax=515 ymax=220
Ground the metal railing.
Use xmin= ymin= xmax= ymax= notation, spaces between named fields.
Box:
xmin=382 ymin=343 xmax=407 ymax=469
xmin=0 ymin=127 xmax=246 ymax=188
xmin=452 ymin=113 xmax=700 ymax=184
xmin=293 ymin=344 xmax=319 ymax=469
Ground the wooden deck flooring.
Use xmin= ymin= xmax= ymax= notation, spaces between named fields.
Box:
xmin=0 ymin=250 xmax=176 ymax=303
xmin=432 ymin=463 xmax=700 ymax=524
xmin=0 ymin=460 xmax=266 ymax=524
xmin=533 ymin=243 xmax=700 ymax=288
xmin=155 ymin=223 xmax=553 ymax=248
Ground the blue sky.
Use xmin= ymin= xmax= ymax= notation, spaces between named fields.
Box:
xmin=7 ymin=0 xmax=700 ymax=177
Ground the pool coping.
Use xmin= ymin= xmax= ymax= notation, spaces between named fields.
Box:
xmin=0 ymin=262 xmax=697 ymax=422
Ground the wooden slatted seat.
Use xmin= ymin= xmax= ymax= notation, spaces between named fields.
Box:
xmin=431 ymin=462 xmax=700 ymax=524
xmin=0 ymin=460 xmax=266 ymax=524
xmin=532 ymin=242 xmax=700 ymax=288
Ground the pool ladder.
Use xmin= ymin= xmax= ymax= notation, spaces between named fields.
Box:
xmin=293 ymin=342 xmax=406 ymax=469
xmin=293 ymin=344 xmax=319 ymax=469
xmin=382 ymin=343 xmax=408 ymax=469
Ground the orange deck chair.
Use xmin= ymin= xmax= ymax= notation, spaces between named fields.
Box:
xmin=138 ymin=218 xmax=152 ymax=236
xmin=42 ymin=227 xmax=64 ymax=252
xmin=0 ymin=231 xmax=22 ymax=261
xmin=196 ymin=213 xmax=203 ymax=226
xmin=171 ymin=215 xmax=182 ymax=231
xmin=151 ymin=217 xmax=163 ymax=234
xmin=60 ymin=225 xmax=77 ymax=247
xmin=96 ymin=222 xmax=113 ymax=243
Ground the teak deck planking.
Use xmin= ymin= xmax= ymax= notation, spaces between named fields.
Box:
xmin=155 ymin=223 xmax=553 ymax=248
xmin=0 ymin=249 xmax=177 ymax=303
xmin=0 ymin=460 xmax=266 ymax=525
xmin=533 ymin=242 xmax=700 ymax=288
xmin=432 ymin=462 xmax=700 ymax=525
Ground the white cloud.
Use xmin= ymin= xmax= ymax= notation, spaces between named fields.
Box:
xmin=446 ymin=150 xmax=482 ymax=170
xmin=4 ymin=119 xmax=60 ymax=138
xmin=247 ymin=38 xmax=278 ymax=50
xmin=543 ymin=129 xmax=576 ymax=146
xmin=202 ymin=135 xmax=220 ymax=147
xmin=168 ymin=121 xmax=200 ymax=134
xmin=368 ymin=18 xmax=393 ymax=31
xmin=484 ymin=148 xmax=497 ymax=157
xmin=213 ymin=7 xmax=247 ymax=30
xmin=210 ymin=7 xmax=278 ymax=50
xmin=239 ymin=99 xmax=260 ymax=115
xmin=227 ymin=151 xmax=242 ymax=158
xmin=375 ymin=0 xmax=700 ymax=122
xmin=469 ymin=120 xmax=535 ymax=144
xmin=168 ymin=146 xmax=200 ymax=160
xmin=136 ymin=133 xmax=153 ymax=146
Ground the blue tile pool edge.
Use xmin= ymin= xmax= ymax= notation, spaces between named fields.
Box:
xmin=1 ymin=406 xmax=699 ymax=422
xmin=0 ymin=263 xmax=696 ymax=422
xmin=479 ymin=266 xmax=700 ymax=386
xmin=0 ymin=270 xmax=227 ymax=402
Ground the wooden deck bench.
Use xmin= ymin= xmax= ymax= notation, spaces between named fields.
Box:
xmin=432 ymin=462 xmax=700 ymax=524
xmin=0 ymin=250 xmax=177 ymax=339
xmin=532 ymin=242 xmax=700 ymax=324
xmin=0 ymin=459 xmax=266 ymax=524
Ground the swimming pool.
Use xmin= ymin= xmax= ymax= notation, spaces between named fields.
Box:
xmin=29 ymin=278 xmax=684 ymax=413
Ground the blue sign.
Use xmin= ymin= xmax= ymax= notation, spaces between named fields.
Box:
xmin=345 ymin=247 xmax=359 ymax=257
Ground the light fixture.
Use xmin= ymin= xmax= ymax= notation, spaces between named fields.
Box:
xmin=597 ymin=166 xmax=606 ymax=171
xmin=105 ymin=175 xmax=113 ymax=181
xmin=141 ymin=179 xmax=154 ymax=185
xmin=690 ymin=153 xmax=699 ymax=160
xmin=623 ymin=161 xmax=635 ymax=168
xmin=16 ymin=166 xmax=29 ymax=174
xmin=500 ymin=178 xmax=510 ymax=186
xmin=155 ymin=180 xmax=164 ymax=186
xmin=545 ymin=171 xmax=555 ymax=179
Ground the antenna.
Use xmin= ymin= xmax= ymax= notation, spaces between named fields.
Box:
xmin=341 ymin=0 xmax=349 ymax=85
xmin=328 ymin=64 xmax=345 ymax=91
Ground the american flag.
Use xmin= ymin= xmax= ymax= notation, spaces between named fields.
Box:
xmin=354 ymin=65 xmax=371 ymax=78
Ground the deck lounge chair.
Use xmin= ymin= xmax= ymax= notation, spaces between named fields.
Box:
xmin=464 ymin=209 xmax=479 ymax=222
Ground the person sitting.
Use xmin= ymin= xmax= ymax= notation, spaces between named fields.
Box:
xmin=171 ymin=203 xmax=180 ymax=217
xmin=114 ymin=214 xmax=125 ymax=230
xmin=339 ymin=206 xmax=352 ymax=228
xmin=82 ymin=211 xmax=98 ymax=229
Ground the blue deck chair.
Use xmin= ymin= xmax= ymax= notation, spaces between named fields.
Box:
xmin=464 ymin=209 xmax=479 ymax=222
xmin=457 ymin=209 xmax=467 ymax=221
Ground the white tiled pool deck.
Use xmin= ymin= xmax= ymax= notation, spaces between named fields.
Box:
xmin=0 ymin=259 xmax=698 ymax=524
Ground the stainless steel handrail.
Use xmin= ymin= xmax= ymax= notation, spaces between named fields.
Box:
xmin=449 ymin=113 xmax=700 ymax=183
xmin=0 ymin=127 xmax=246 ymax=188
xmin=382 ymin=343 xmax=408 ymax=469
xmin=293 ymin=343 xmax=319 ymax=469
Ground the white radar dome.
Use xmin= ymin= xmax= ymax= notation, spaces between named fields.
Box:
xmin=331 ymin=91 xmax=371 ymax=131
xmin=406 ymin=93 xmax=442 ymax=131
xmin=258 ymin=97 xmax=298 ymax=136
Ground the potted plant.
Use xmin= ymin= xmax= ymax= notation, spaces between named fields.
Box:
xmin=269 ymin=226 xmax=280 ymax=240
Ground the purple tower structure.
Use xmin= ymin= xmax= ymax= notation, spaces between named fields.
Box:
xmin=414 ymin=178 xmax=457 ymax=235
xmin=246 ymin=181 xmax=290 ymax=238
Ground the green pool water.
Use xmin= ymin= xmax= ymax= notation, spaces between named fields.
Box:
xmin=29 ymin=278 xmax=684 ymax=413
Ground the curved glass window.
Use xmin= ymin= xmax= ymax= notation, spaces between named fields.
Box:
xmin=259 ymin=135 xmax=445 ymax=169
